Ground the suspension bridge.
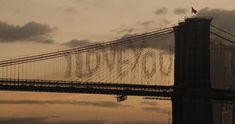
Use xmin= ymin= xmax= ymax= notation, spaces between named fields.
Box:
xmin=0 ymin=18 xmax=235 ymax=124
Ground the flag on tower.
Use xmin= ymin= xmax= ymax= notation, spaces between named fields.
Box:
xmin=192 ymin=7 xmax=197 ymax=14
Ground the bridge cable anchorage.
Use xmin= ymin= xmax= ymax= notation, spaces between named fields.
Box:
xmin=0 ymin=27 xmax=173 ymax=67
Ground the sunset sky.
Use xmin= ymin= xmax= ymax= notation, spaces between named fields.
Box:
xmin=0 ymin=0 xmax=235 ymax=124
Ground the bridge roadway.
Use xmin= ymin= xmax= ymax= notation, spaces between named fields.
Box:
xmin=0 ymin=78 xmax=173 ymax=98
xmin=0 ymin=78 xmax=235 ymax=102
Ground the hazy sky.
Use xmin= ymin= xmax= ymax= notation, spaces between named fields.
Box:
xmin=0 ymin=0 xmax=234 ymax=43
xmin=0 ymin=0 xmax=235 ymax=124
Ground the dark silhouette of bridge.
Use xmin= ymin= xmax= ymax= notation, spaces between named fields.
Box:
xmin=0 ymin=18 xmax=235 ymax=124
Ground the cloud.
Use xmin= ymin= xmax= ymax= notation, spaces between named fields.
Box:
xmin=160 ymin=18 xmax=171 ymax=25
xmin=113 ymin=20 xmax=155 ymax=35
xmin=113 ymin=18 xmax=171 ymax=36
xmin=38 ymin=39 xmax=54 ymax=44
xmin=77 ymin=101 xmax=132 ymax=108
xmin=142 ymin=107 xmax=170 ymax=114
xmin=0 ymin=117 xmax=166 ymax=124
xmin=0 ymin=117 xmax=107 ymax=124
xmin=111 ymin=25 xmax=174 ymax=53
xmin=64 ymin=6 xmax=77 ymax=13
xmin=14 ymin=9 xmax=23 ymax=14
xmin=140 ymin=101 xmax=158 ymax=106
xmin=0 ymin=100 xmax=131 ymax=108
xmin=141 ymin=101 xmax=170 ymax=115
xmin=0 ymin=21 xmax=56 ymax=43
xmin=173 ymin=8 xmax=188 ymax=15
xmin=63 ymin=39 xmax=92 ymax=47
xmin=0 ymin=117 xmax=167 ymax=124
xmin=138 ymin=21 xmax=155 ymax=27
xmin=111 ymin=120 xmax=164 ymax=124
xmin=195 ymin=8 xmax=235 ymax=34
xmin=0 ymin=117 xmax=50 ymax=124
xmin=155 ymin=8 xmax=168 ymax=15
xmin=113 ymin=26 xmax=135 ymax=35
xmin=53 ymin=120 xmax=107 ymax=124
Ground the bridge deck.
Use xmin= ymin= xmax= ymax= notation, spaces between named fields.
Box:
xmin=0 ymin=79 xmax=235 ymax=102
xmin=0 ymin=79 xmax=173 ymax=98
